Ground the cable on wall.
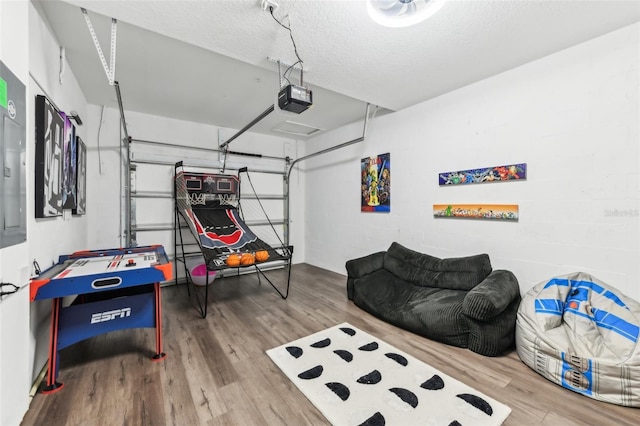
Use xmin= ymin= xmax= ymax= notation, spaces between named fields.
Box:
xmin=97 ymin=105 xmax=105 ymax=175
xmin=269 ymin=5 xmax=305 ymax=86
xmin=0 ymin=282 xmax=19 ymax=298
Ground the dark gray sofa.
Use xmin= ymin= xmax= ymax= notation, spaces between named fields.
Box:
xmin=345 ymin=242 xmax=521 ymax=356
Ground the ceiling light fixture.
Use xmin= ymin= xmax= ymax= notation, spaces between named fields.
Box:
xmin=367 ymin=0 xmax=446 ymax=28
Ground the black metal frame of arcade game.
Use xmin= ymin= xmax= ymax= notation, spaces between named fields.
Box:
xmin=173 ymin=161 xmax=293 ymax=318
xmin=29 ymin=245 xmax=172 ymax=394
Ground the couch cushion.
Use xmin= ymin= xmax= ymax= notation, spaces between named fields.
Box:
xmin=383 ymin=242 xmax=492 ymax=291
xmin=352 ymin=269 xmax=429 ymax=315
xmin=463 ymin=270 xmax=521 ymax=320
xmin=353 ymin=269 xmax=470 ymax=348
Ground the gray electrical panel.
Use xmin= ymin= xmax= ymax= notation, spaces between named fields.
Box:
xmin=0 ymin=60 xmax=26 ymax=248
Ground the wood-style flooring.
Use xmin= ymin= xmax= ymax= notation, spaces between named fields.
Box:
xmin=21 ymin=264 xmax=638 ymax=425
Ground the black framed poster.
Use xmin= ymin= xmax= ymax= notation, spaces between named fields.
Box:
xmin=34 ymin=94 xmax=63 ymax=218
xmin=73 ymin=136 xmax=86 ymax=215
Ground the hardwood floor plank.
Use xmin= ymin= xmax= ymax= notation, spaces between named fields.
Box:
xmin=158 ymin=313 xmax=205 ymax=424
xmin=21 ymin=264 xmax=640 ymax=425
xmin=176 ymin=332 xmax=229 ymax=421
xmin=127 ymin=371 xmax=165 ymax=426
xmin=216 ymin=381 xmax=269 ymax=425
xmin=160 ymin=364 xmax=201 ymax=425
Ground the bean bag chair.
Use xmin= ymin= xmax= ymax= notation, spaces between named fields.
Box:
xmin=516 ymin=272 xmax=640 ymax=407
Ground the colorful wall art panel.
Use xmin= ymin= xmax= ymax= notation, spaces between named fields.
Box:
xmin=61 ymin=112 xmax=77 ymax=210
xmin=34 ymin=95 xmax=64 ymax=218
xmin=433 ymin=204 xmax=519 ymax=221
xmin=439 ymin=163 xmax=526 ymax=185
xmin=361 ymin=152 xmax=390 ymax=213
xmin=73 ymin=136 xmax=86 ymax=215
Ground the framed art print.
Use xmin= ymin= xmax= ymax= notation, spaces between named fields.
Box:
xmin=433 ymin=204 xmax=518 ymax=221
xmin=34 ymin=95 xmax=63 ymax=218
xmin=73 ymin=136 xmax=86 ymax=215
xmin=361 ymin=152 xmax=390 ymax=213
xmin=61 ymin=112 xmax=77 ymax=210
xmin=439 ymin=163 xmax=526 ymax=186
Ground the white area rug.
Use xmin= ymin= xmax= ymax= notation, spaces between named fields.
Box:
xmin=267 ymin=323 xmax=511 ymax=426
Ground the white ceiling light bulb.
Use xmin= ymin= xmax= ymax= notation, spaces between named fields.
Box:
xmin=367 ymin=0 xmax=447 ymax=28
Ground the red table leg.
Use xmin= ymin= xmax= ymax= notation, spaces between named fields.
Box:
xmin=152 ymin=282 xmax=166 ymax=361
xmin=42 ymin=298 xmax=64 ymax=394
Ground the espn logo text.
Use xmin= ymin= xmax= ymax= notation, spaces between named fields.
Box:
xmin=91 ymin=308 xmax=132 ymax=324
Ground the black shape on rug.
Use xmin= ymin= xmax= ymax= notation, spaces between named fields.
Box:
xmin=357 ymin=369 xmax=382 ymax=384
xmin=333 ymin=349 xmax=353 ymax=362
xmin=456 ymin=393 xmax=494 ymax=416
xmin=325 ymin=382 xmax=350 ymax=401
xmin=420 ymin=374 xmax=445 ymax=390
xmin=340 ymin=327 xmax=356 ymax=336
xmin=389 ymin=387 xmax=419 ymax=408
xmin=384 ymin=352 xmax=408 ymax=366
xmin=358 ymin=411 xmax=385 ymax=426
xmin=298 ymin=365 xmax=323 ymax=380
xmin=311 ymin=338 xmax=331 ymax=348
xmin=448 ymin=421 xmax=462 ymax=426
xmin=358 ymin=342 xmax=379 ymax=351
xmin=286 ymin=346 xmax=303 ymax=359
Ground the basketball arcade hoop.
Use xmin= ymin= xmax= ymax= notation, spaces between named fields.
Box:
xmin=187 ymin=192 xmax=238 ymax=208
xmin=188 ymin=192 xmax=206 ymax=206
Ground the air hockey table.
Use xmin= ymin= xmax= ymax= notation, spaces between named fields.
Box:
xmin=29 ymin=245 xmax=173 ymax=394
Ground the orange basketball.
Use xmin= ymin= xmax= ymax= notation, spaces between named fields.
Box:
xmin=226 ymin=253 xmax=241 ymax=267
xmin=255 ymin=250 xmax=269 ymax=262
xmin=240 ymin=252 xmax=255 ymax=266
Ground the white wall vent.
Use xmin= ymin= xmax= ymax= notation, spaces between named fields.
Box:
xmin=272 ymin=120 xmax=324 ymax=137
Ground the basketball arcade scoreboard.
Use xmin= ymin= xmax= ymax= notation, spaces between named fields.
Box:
xmin=179 ymin=171 xmax=240 ymax=206
xmin=30 ymin=245 xmax=172 ymax=394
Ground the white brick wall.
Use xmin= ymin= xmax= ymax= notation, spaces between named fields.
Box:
xmin=304 ymin=23 xmax=640 ymax=301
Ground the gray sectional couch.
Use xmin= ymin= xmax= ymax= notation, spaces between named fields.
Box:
xmin=345 ymin=242 xmax=521 ymax=356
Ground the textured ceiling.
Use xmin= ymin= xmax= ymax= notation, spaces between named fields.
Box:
xmin=37 ymin=0 xmax=640 ymax=140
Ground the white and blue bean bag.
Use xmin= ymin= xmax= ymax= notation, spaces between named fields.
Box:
xmin=516 ymin=272 xmax=640 ymax=407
